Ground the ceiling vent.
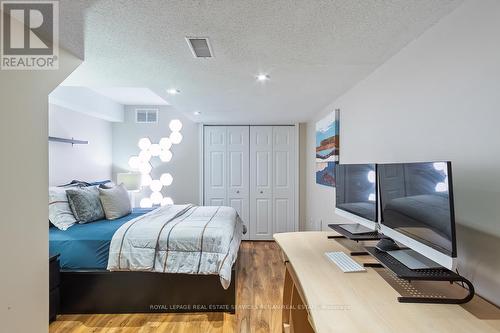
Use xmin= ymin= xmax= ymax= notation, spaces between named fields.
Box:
xmin=186 ymin=37 xmax=213 ymax=58
xmin=136 ymin=108 xmax=158 ymax=123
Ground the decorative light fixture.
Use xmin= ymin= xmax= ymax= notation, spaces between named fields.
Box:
xmin=149 ymin=144 xmax=162 ymax=157
xmin=170 ymin=131 xmax=183 ymax=144
xmin=139 ymin=162 xmax=153 ymax=175
xmin=129 ymin=122 xmax=183 ymax=208
xmin=141 ymin=174 xmax=153 ymax=186
xmin=159 ymin=150 xmax=173 ymax=162
xmin=161 ymin=197 xmax=174 ymax=206
xmin=160 ymin=173 xmax=173 ymax=186
xmin=138 ymin=149 xmax=152 ymax=162
xmin=140 ymin=197 xmax=153 ymax=208
xmin=150 ymin=179 xmax=163 ymax=193
xmin=169 ymin=119 xmax=183 ymax=132
xmin=138 ymin=137 xmax=152 ymax=150
xmin=128 ymin=156 xmax=141 ymax=169
xmin=167 ymin=88 xmax=181 ymax=95
xmin=151 ymin=192 xmax=164 ymax=205
xmin=193 ymin=111 xmax=201 ymax=116
xmin=159 ymin=137 xmax=172 ymax=150
xmin=256 ymin=73 xmax=270 ymax=82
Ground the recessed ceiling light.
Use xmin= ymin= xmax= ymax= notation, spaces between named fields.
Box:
xmin=256 ymin=74 xmax=270 ymax=82
xmin=194 ymin=111 xmax=201 ymax=116
xmin=167 ymin=88 xmax=181 ymax=95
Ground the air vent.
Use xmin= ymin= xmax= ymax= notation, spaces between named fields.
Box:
xmin=136 ymin=108 xmax=158 ymax=123
xmin=186 ymin=37 xmax=213 ymax=58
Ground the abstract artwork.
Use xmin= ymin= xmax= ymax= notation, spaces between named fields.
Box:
xmin=315 ymin=109 xmax=339 ymax=187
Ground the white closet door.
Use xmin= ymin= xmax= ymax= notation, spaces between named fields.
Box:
xmin=227 ymin=126 xmax=250 ymax=240
xmin=273 ymin=126 xmax=296 ymax=234
xmin=204 ymin=126 xmax=227 ymax=206
xmin=250 ymin=126 xmax=273 ymax=240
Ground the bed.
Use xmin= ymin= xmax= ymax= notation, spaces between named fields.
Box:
xmin=49 ymin=205 xmax=243 ymax=314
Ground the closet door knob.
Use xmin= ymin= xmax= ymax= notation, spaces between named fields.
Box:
xmin=260 ymin=190 xmax=263 ymax=194
xmin=236 ymin=190 xmax=240 ymax=194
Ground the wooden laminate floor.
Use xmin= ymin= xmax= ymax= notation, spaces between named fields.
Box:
xmin=50 ymin=241 xmax=284 ymax=333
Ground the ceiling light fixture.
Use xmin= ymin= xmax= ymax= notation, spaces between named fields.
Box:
xmin=167 ymin=88 xmax=181 ymax=95
xmin=194 ymin=111 xmax=201 ymax=116
xmin=256 ymin=74 xmax=270 ymax=82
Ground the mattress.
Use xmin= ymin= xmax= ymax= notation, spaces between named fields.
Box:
xmin=49 ymin=208 xmax=153 ymax=270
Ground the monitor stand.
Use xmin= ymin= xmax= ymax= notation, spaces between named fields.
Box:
xmin=328 ymin=224 xmax=381 ymax=241
xmin=364 ymin=245 xmax=475 ymax=304
xmin=374 ymin=238 xmax=442 ymax=269
xmin=338 ymin=223 xmax=373 ymax=235
xmin=328 ymin=224 xmax=381 ymax=257
xmin=387 ymin=249 xmax=442 ymax=270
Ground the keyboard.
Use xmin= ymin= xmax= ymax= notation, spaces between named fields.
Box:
xmin=325 ymin=252 xmax=366 ymax=273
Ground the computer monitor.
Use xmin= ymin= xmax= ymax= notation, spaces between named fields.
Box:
xmin=335 ymin=163 xmax=378 ymax=230
xmin=378 ymin=162 xmax=457 ymax=269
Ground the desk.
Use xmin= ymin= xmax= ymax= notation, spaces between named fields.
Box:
xmin=274 ymin=232 xmax=500 ymax=333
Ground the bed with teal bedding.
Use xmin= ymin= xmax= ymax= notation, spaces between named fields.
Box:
xmin=49 ymin=208 xmax=153 ymax=270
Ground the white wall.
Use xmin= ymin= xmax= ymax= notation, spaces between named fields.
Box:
xmin=49 ymin=85 xmax=124 ymax=122
xmin=112 ymin=106 xmax=200 ymax=206
xmin=49 ymin=104 xmax=113 ymax=186
xmin=0 ymin=49 xmax=82 ymax=332
xmin=305 ymin=0 xmax=500 ymax=306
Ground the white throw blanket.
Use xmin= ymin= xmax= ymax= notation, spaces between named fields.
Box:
xmin=107 ymin=204 xmax=243 ymax=289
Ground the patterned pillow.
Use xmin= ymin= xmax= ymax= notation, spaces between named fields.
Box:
xmin=66 ymin=186 xmax=105 ymax=223
xmin=98 ymin=183 xmax=132 ymax=220
xmin=49 ymin=187 xmax=77 ymax=230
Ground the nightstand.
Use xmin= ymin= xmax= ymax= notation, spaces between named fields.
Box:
xmin=49 ymin=253 xmax=60 ymax=323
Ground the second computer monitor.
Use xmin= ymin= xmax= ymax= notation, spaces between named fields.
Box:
xmin=335 ymin=163 xmax=378 ymax=229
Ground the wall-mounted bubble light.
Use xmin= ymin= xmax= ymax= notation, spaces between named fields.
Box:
xmin=127 ymin=119 xmax=183 ymax=208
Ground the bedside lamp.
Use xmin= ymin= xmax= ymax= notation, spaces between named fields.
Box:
xmin=116 ymin=172 xmax=141 ymax=208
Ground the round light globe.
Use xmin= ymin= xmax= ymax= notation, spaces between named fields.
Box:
xmin=150 ymin=192 xmax=163 ymax=205
xmin=160 ymin=173 xmax=173 ymax=186
xmin=150 ymin=179 xmax=163 ymax=192
xmin=139 ymin=162 xmax=152 ymax=175
xmin=138 ymin=149 xmax=152 ymax=162
xmin=169 ymin=119 xmax=183 ymax=132
xmin=128 ymin=156 xmax=141 ymax=170
xmin=159 ymin=150 xmax=173 ymax=162
xmin=141 ymin=174 xmax=153 ymax=187
xmin=161 ymin=197 xmax=174 ymax=206
xmin=170 ymin=131 xmax=183 ymax=144
xmin=138 ymin=138 xmax=152 ymax=150
xmin=159 ymin=137 xmax=172 ymax=150
xmin=140 ymin=198 xmax=153 ymax=208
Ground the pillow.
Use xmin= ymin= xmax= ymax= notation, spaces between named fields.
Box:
xmin=49 ymin=187 xmax=77 ymax=230
xmin=98 ymin=183 xmax=132 ymax=220
xmin=66 ymin=186 xmax=105 ymax=223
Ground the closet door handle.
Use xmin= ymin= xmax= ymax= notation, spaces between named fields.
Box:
xmin=236 ymin=190 xmax=240 ymax=194
xmin=259 ymin=190 xmax=263 ymax=194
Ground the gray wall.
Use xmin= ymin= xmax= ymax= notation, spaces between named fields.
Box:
xmin=0 ymin=49 xmax=82 ymax=332
xmin=112 ymin=106 xmax=200 ymax=206
xmin=305 ymin=0 xmax=500 ymax=306
xmin=49 ymin=104 xmax=113 ymax=186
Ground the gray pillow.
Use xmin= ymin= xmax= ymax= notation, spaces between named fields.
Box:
xmin=66 ymin=186 xmax=105 ymax=223
xmin=98 ymin=183 xmax=132 ymax=220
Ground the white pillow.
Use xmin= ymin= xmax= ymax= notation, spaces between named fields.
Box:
xmin=98 ymin=183 xmax=132 ymax=220
xmin=49 ymin=187 xmax=77 ymax=230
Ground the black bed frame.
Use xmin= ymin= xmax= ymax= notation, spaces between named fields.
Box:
xmin=59 ymin=262 xmax=237 ymax=314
